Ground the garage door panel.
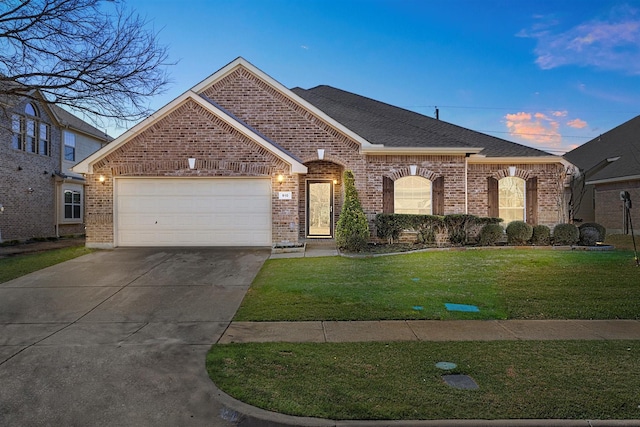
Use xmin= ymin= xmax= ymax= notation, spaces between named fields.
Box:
xmin=116 ymin=178 xmax=271 ymax=246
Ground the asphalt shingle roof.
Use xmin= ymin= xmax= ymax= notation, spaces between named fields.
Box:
xmin=564 ymin=115 xmax=640 ymax=182
xmin=291 ymin=85 xmax=553 ymax=158
xmin=49 ymin=105 xmax=113 ymax=142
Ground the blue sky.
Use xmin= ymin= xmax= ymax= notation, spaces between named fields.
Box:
xmin=111 ymin=0 xmax=640 ymax=155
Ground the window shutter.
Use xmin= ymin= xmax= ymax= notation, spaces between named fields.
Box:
xmin=487 ymin=177 xmax=499 ymax=218
xmin=526 ymin=177 xmax=538 ymax=225
xmin=383 ymin=176 xmax=394 ymax=213
xmin=432 ymin=176 xmax=444 ymax=215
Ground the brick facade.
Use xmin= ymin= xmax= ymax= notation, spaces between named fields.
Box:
xmin=0 ymin=99 xmax=60 ymax=241
xmin=468 ymin=162 xmax=567 ymax=227
xmin=594 ymin=180 xmax=640 ymax=234
xmin=79 ymin=61 xmax=568 ymax=247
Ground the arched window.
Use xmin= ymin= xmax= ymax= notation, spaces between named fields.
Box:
xmin=498 ymin=176 xmax=525 ymax=223
xmin=11 ymin=103 xmax=49 ymax=156
xmin=394 ymin=176 xmax=432 ymax=214
xmin=25 ymin=103 xmax=38 ymax=117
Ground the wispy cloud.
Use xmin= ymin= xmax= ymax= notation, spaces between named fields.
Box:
xmin=567 ymin=118 xmax=588 ymax=129
xmin=504 ymin=111 xmax=589 ymax=153
xmin=518 ymin=6 xmax=640 ymax=74
xmin=505 ymin=111 xmax=562 ymax=146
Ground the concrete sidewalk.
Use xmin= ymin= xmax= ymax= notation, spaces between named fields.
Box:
xmin=219 ymin=319 xmax=640 ymax=343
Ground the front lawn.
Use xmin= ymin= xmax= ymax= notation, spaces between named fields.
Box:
xmin=235 ymin=249 xmax=640 ymax=321
xmin=208 ymin=340 xmax=640 ymax=420
xmin=0 ymin=246 xmax=93 ymax=284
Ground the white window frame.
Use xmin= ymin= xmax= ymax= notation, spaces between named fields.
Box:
xmin=498 ymin=176 xmax=526 ymax=224
xmin=394 ymin=176 xmax=432 ymax=215
xmin=62 ymin=188 xmax=83 ymax=222
xmin=64 ymin=131 xmax=76 ymax=161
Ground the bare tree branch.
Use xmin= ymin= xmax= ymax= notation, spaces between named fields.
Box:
xmin=0 ymin=0 xmax=172 ymax=126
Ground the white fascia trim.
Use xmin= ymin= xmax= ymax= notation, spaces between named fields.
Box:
xmin=362 ymin=146 xmax=484 ymax=155
xmin=72 ymin=90 xmax=307 ymax=175
xmin=586 ymin=175 xmax=640 ymax=185
xmin=190 ymin=57 xmax=374 ymax=148
xmin=467 ymin=156 xmax=564 ymax=164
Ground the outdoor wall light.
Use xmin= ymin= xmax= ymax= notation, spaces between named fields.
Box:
xmin=188 ymin=158 xmax=196 ymax=169
xmin=99 ymin=175 xmax=106 ymax=184
xmin=277 ymin=174 xmax=284 ymax=183
xmin=410 ymin=165 xmax=418 ymax=176
xmin=333 ymin=179 xmax=338 ymax=185
xmin=0 ymin=204 xmax=4 ymax=214
xmin=317 ymin=149 xmax=325 ymax=160
xmin=509 ymin=166 xmax=516 ymax=177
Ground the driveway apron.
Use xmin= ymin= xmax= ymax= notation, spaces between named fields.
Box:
xmin=0 ymin=247 xmax=269 ymax=426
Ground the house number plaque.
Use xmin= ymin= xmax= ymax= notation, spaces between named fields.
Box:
xmin=278 ymin=191 xmax=292 ymax=200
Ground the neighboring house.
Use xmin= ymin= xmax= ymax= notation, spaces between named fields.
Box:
xmin=73 ymin=57 xmax=568 ymax=248
xmin=0 ymin=91 xmax=112 ymax=242
xmin=564 ymin=115 xmax=640 ymax=234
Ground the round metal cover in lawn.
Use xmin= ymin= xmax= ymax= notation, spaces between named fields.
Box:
xmin=435 ymin=362 xmax=457 ymax=370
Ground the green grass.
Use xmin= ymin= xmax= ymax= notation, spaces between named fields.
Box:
xmin=235 ymin=249 xmax=640 ymax=321
xmin=0 ymin=246 xmax=94 ymax=284
xmin=208 ymin=340 xmax=640 ymax=420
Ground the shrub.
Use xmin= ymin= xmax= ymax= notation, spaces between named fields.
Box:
xmin=335 ymin=170 xmax=370 ymax=252
xmin=375 ymin=214 xmax=444 ymax=244
xmin=478 ymin=223 xmax=504 ymax=246
xmin=579 ymin=227 xmax=600 ymax=246
xmin=579 ymin=222 xmax=606 ymax=243
xmin=531 ymin=225 xmax=551 ymax=245
xmin=505 ymin=221 xmax=533 ymax=245
xmin=444 ymin=214 xmax=477 ymax=245
xmin=553 ymin=223 xmax=579 ymax=245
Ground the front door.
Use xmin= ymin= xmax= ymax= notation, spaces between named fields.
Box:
xmin=307 ymin=180 xmax=333 ymax=237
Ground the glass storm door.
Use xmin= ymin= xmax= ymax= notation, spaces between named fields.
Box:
xmin=307 ymin=180 xmax=333 ymax=237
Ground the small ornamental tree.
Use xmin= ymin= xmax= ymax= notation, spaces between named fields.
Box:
xmin=335 ymin=170 xmax=370 ymax=252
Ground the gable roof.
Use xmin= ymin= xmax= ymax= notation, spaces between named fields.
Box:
xmin=1 ymin=81 xmax=111 ymax=143
xmin=73 ymin=89 xmax=308 ymax=175
xmin=564 ymin=115 xmax=640 ymax=184
xmin=49 ymin=105 xmax=113 ymax=142
xmin=292 ymin=85 xmax=556 ymax=159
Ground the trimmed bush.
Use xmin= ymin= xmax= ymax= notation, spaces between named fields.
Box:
xmin=375 ymin=214 xmax=444 ymax=244
xmin=444 ymin=214 xmax=477 ymax=245
xmin=335 ymin=170 xmax=370 ymax=252
xmin=578 ymin=222 xmax=607 ymax=246
xmin=579 ymin=227 xmax=600 ymax=246
xmin=478 ymin=223 xmax=504 ymax=246
xmin=505 ymin=221 xmax=533 ymax=245
xmin=553 ymin=223 xmax=579 ymax=245
xmin=531 ymin=225 xmax=551 ymax=246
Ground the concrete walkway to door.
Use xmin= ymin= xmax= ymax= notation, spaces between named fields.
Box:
xmin=0 ymin=247 xmax=270 ymax=427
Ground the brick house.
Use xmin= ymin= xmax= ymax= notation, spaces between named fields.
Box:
xmin=73 ymin=57 xmax=568 ymax=248
xmin=564 ymin=115 xmax=640 ymax=234
xmin=0 ymin=92 xmax=112 ymax=242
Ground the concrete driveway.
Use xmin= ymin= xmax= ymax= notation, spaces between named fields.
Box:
xmin=0 ymin=247 xmax=270 ymax=426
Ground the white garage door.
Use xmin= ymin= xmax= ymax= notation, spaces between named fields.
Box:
xmin=116 ymin=178 xmax=271 ymax=246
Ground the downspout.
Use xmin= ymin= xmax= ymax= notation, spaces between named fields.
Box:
xmin=55 ymin=181 xmax=59 ymax=237
xmin=464 ymin=155 xmax=469 ymax=214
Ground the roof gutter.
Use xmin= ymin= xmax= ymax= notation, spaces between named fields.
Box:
xmin=362 ymin=146 xmax=484 ymax=155
xmin=586 ymin=174 xmax=640 ymax=186
xmin=467 ymin=155 xmax=566 ymax=164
